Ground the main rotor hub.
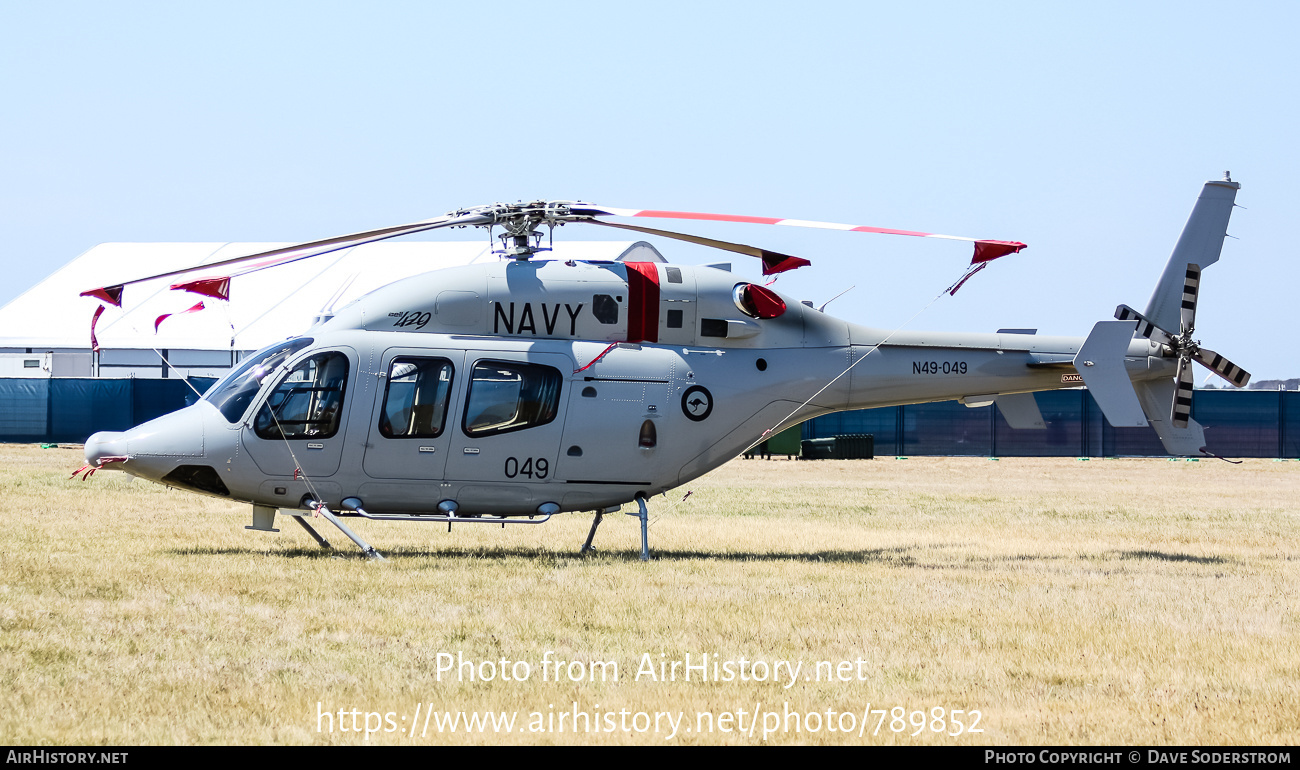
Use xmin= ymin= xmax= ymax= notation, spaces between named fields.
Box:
xmin=451 ymin=200 xmax=596 ymax=260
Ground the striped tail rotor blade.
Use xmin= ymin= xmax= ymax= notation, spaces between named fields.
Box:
xmin=1172 ymin=356 xmax=1195 ymax=429
xmin=1192 ymin=348 xmax=1251 ymax=388
xmin=1180 ymin=264 xmax=1201 ymax=334
xmin=1115 ymin=304 xmax=1174 ymax=346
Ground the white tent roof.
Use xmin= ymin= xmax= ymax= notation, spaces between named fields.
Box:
xmin=0 ymin=240 xmax=639 ymax=352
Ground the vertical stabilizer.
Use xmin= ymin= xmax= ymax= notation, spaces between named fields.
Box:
xmin=1143 ymin=180 xmax=1239 ymax=333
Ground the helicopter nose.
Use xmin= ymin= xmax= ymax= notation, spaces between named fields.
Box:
xmin=83 ymin=406 xmax=209 ymax=481
xmin=85 ymin=431 xmax=129 ymax=468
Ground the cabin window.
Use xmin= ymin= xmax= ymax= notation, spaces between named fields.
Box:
xmin=206 ymin=337 xmax=314 ymax=423
xmin=253 ymin=351 xmax=350 ymax=440
xmin=700 ymin=318 xmax=727 ymax=338
xmin=378 ymin=357 xmax=455 ymax=439
xmin=592 ymin=294 xmax=619 ymax=324
xmin=463 ymin=360 xmax=562 ymax=437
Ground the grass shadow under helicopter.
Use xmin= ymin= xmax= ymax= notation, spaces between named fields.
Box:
xmin=163 ymin=544 xmax=1242 ymax=567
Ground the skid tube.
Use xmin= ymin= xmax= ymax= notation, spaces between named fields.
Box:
xmin=303 ymin=498 xmax=650 ymax=561
xmin=303 ymin=500 xmax=385 ymax=561
xmin=345 ymin=509 xmax=556 ymax=525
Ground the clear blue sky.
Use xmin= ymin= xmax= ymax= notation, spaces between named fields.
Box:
xmin=3 ymin=1 xmax=1296 ymax=378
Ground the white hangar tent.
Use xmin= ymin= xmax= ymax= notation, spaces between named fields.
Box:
xmin=0 ymin=239 xmax=652 ymax=379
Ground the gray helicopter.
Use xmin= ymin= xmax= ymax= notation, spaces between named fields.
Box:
xmin=79 ymin=179 xmax=1249 ymax=560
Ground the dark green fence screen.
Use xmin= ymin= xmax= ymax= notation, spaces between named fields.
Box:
xmin=806 ymin=390 xmax=1299 ymax=458
xmin=0 ymin=378 xmax=215 ymax=444
xmin=0 ymin=380 xmax=1294 ymax=458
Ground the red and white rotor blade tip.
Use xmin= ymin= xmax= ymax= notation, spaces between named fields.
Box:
xmin=583 ymin=206 xmax=1027 ymax=265
xmin=80 ymin=210 xmax=489 ymax=306
xmin=586 ymin=220 xmax=809 ymax=275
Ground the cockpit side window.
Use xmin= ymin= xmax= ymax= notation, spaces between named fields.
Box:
xmin=378 ymin=357 xmax=455 ymax=439
xmin=253 ymin=351 xmax=350 ymax=440
xmin=462 ymin=360 xmax=561 ymax=437
xmin=205 ymin=338 xmax=314 ymax=423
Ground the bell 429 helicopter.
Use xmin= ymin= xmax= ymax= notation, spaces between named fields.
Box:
xmin=77 ymin=178 xmax=1250 ymax=560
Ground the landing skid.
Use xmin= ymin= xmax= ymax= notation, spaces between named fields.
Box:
xmin=291 ymin=515 xmax=333 ymax=550
xmin=580 ymin=496 xmax=651 ymax=561
xmin=630 ymin=495 xmax=650 ymax=561
xmin=308 ymin=501 xmax=386 ymax=561
xmin=580 ymin=511 xmax=604 ymax=554
xmin=255 ymin=498 xmax=652 ymax=562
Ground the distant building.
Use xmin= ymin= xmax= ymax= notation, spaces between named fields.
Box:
xmin=0 ymin=239 xmax=641 ymax=379
xmin=1249 ymin=379 xmax=1300 ymax=391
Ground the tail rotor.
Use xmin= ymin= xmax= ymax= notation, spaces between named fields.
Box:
xmin=1115 ymin=263 xmax=1250 ymax=428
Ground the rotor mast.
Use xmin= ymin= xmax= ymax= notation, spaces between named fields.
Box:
xmin=474 ymin=200 xmax=588 ymax=260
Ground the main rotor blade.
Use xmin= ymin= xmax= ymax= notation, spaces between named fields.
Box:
xmin=1172 ymin=356 xmax=1195 ymax=429
xmin=80 ymin=210 xmax=491 ymax=306
xmin=586 ymin=220 xmax=810 ymax=275
xmin=575 ymin=205 xmax=1027 ymax=265
xmin=1115 ymin=304 xmax=1175 ymax=346
xmin=1179 ymin=264 xmax=1201 ymax=335
xmin=1192 ymin=347 xmax=1251 ymax=387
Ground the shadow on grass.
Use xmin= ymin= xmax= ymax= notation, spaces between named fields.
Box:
xmin=1115 ymin=549 xmax=1233 ymax=565
xmin=164 ymin=544 xmax=931 ymax=564
xmin=165 ymin=546 xmax=352 ymax=560
xmin=163 ymin=544 xmax=1240 ymax=567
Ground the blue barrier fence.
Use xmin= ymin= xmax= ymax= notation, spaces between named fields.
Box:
xmin=804 ymin=389 xmax=1299 ymax=458
xmin=0 ymin=378 xmax=216 ymax=444
xmin=1 ymin=379 xmax=1295 ymax=457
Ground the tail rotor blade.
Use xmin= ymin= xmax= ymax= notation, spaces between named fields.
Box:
xmin=1172 ymin=356 xmax=1195 ymax=429
xmin=1115 ymin=304 xmax=1174 ymax=346
xmin=1192 ymin=347 xmax=1251 ymax=388
xmin=1179 ymin=264 xmax=1201 ymax=334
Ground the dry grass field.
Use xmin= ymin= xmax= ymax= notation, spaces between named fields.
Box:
xmin=1 ymin=443 xmax=1296 ymax=745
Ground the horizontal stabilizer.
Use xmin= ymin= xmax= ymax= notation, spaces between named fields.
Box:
xmin=1075 ymin=321 xmax=1148 ymax=428
xmin=964 ymin=392 xmax=1048 ymax=429
xmin=995 ymin=393 xmax=1046 ymax=430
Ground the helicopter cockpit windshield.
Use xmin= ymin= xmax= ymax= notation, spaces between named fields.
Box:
xmin=252 ymin=351 xmax=350 ymax=440
xmin=204 ymin=337 xmax=315 ymax=423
